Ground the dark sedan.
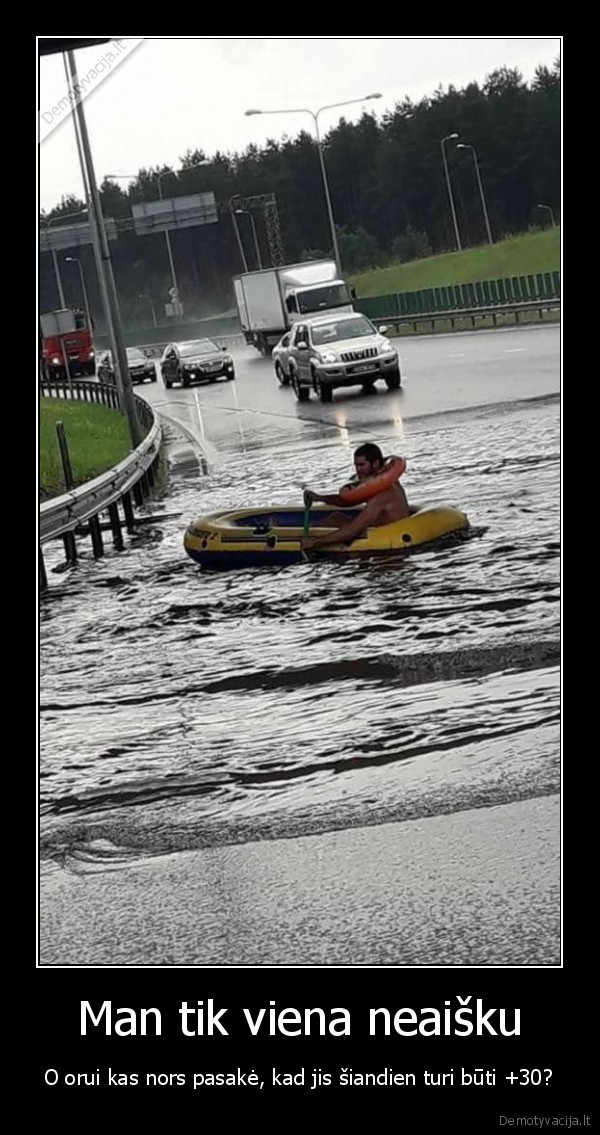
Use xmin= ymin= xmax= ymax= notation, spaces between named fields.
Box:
xmin=161 ymin=339 xmax=235 ymax=388
xmin=97 ymin=347 xmax=157 ymax=385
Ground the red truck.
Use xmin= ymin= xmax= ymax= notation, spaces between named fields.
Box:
xmin=40 ymin=308 xmax=95 ymax=381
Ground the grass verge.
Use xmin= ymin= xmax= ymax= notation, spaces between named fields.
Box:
xmin=40 ymin=398 xmax=131 ymax=499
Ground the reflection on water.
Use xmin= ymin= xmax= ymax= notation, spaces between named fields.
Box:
xmin=40 ymin=398 xmax=559 ymax=866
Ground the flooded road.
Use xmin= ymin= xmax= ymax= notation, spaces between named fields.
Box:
xmin=39 ymin=325 xmax=560 ymax=965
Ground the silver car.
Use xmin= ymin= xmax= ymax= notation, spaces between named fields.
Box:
xmin=97 ymin=347 xmax=157 ymax=385
xmin=287 ymin=312 xmax=401 ymax=402
xmin=272 ymin=332 xmax=293 ymax=386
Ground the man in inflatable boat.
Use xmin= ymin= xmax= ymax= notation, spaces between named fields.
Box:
xmin=302 ymin=443 xmax=410 ymax=551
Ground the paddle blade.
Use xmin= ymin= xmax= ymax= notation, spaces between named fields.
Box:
xmin=302 ymin=490 xmax=311 ymax=537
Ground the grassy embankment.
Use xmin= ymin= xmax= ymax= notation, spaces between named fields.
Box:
xmin=351 ymin=228 xmax=561 ymax=335
xmin=39 ymin=398 xmax=130 ymax=498
xmin=350 ymin=229 xmax=560 ymax=295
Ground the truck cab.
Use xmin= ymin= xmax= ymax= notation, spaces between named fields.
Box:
xmin=234 ymin=260 xmax=356 ymax=356
xmin=284 ymin=280 xmax=354 ymax=320
xmin=40 ymin=308 xmax=95 ymax=382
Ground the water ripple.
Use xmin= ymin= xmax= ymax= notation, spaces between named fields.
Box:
xmin=40 ymin=397 xmax=560 ymax=862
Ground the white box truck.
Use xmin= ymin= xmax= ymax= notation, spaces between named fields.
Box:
xmin=233 ymin=260 xmax=355 ymax=355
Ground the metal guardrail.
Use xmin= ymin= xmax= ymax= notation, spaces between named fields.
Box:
xmin=39 ymin=374 xmax=122 ymax=407
xmin=39 ymin=381 xmax=162 ymax=545
xmin=366 ymin=298 xmax=560 ymax=334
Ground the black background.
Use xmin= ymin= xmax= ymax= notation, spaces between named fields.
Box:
xmin=35 ymin=964 xmax=590 ymax=1127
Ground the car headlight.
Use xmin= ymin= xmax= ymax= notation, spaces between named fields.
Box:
xmin=51 ymin=356 xmax=61 ymax=365
xmin=380 ymin=341 xmax=396 ymax=355
xmin=319 ymin=351 xmax=338 ymax=364
xmin=224 ymin=356 xmax=233 ymax=365
xmin=89 ymin=351 xmax=95 ymax=358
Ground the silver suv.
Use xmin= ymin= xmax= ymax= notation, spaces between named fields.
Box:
xmin=287 ymin=312 xmax=401 ymax=402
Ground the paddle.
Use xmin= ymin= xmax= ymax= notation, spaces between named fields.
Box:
xmin=303 ymin=489 xmax=312 ymax=538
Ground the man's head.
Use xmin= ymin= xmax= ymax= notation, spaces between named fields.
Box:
xmin=354 ymin=443 xmax=384 ymax=480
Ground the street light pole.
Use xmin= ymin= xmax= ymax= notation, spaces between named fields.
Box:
xmin=245 ymin=94 xmax=382 ymax=276
xmin=156 ymin=173 xmax=180 ymax=307
xmin=64 ymin=49 xmax=142 ymax=449
xmin=236 ymin=209 xmax=262 ymax=269
xmin=107 ymin=160 xmax=211 ymax=312
xmin=138 ymin=294 xmax=157 ymax=327
xmin=52 ymin=247 xmax=66 ymax=307
xmin=536 ymin=203 xmax=556 ymax=228
xmin=314 ymin=111 xmax=342 ymax=275
xmin=441 ymin=133 xmax=462 ymax=251
xmin=157 ymin=161 xmax=213 ymax=310
xmin=229 ymin=196 xmax=249 ymax=272
xmin=456 ymin=143 xmax=493 ymax=245
xmin=40 ymin=208 xmax=88 ymax=307
xmin=64 ymin=256 xmax=92 ymax=328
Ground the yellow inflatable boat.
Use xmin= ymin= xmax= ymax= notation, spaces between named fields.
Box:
xmin=184 ymin=504 xmax=469 ymax=570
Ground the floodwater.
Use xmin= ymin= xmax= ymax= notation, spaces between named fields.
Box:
xmin=39 ymin=328 xmax=560 ymax=966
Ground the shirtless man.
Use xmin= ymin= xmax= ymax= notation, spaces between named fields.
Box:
xmin=301 ymin=443 xmax=410 ymax=550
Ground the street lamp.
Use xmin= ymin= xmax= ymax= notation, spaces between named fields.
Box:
xmin=229 ymin=195 xmax=249 ymax=273
xmin=440 ymin=133 xmax=462 ymax=251
xmin=245 ymin=93 xmax=382 ymax=275
xmin=138 ymin=294 xmax=157 ymax=328
xmin=107 ymin=160 xmax=211 ymax=308
xmin=536 ymin=203 xmax=556 ymax=228
xmin=456 ymin=143 xmax=493 ymax=245
xmin=40 ymin=208 xmax=88 ymax=307
xmin=64 ymin=256 xmax=92 ymax=328
xmin=235 ymin=209 xmax=262 ymax=269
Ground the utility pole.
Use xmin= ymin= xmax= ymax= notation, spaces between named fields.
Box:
xmin=64 ymin=50 xmax=142 ymax=448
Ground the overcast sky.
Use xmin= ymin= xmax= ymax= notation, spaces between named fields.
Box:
xmin=38 ymin=37 xmax=561 ymax=212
